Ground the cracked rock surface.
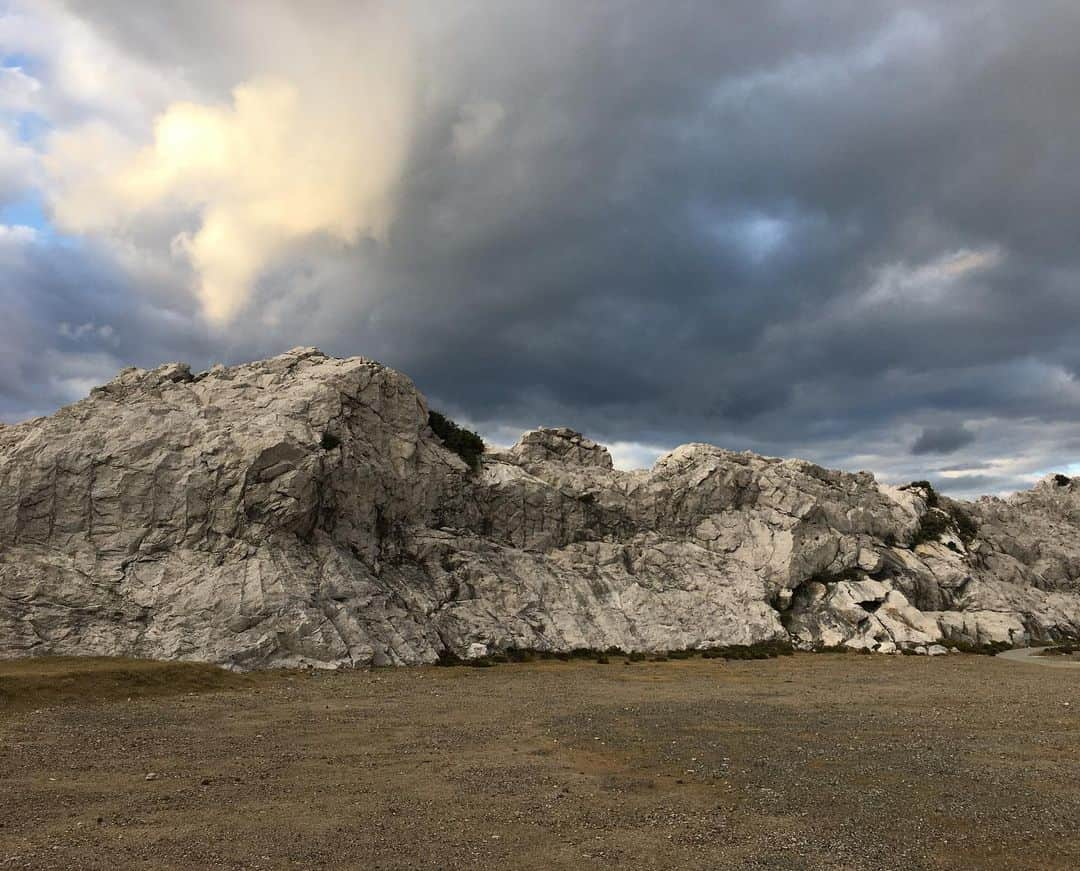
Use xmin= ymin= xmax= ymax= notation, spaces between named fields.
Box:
xmin=2 ymin=348 xmax=1079 ymax=667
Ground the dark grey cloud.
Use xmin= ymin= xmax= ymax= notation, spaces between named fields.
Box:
xmin=0 ymin=232 xmax=211 ymax=421
xmin=6 ymin=1 xmax=1080 ymax=498
xmin=912 ymin=424 xmax=976 ymax=456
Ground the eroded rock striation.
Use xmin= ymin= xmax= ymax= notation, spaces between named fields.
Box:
xmin=2 ymin=348 xmax=1079 ymax=667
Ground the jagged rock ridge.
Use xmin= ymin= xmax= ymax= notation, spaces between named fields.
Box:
xmin=1 ymin=348 xmax=1078 ymax=667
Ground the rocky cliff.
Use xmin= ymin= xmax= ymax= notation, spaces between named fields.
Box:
xmin=2 ymin=348 xmax=1078 ymax=667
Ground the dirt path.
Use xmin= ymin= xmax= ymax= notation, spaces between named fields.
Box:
xmin=2 ymin=654 xmax=1079 ymax=870
xmin=996 ymin=646 xmax=1080 ymax=668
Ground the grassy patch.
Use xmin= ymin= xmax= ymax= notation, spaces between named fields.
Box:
xmin=0 ymin=657 xmax=258 ymax=712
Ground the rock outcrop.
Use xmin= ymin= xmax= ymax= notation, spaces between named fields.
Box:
xmin=1 ymin=348 xmax=1078 ymax=667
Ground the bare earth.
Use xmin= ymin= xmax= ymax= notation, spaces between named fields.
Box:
xmin=1 ymin=654 xmax=1078 ymax=870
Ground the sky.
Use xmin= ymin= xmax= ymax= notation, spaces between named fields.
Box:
xmin=1 ymin=0 xmax=1079 ymax=497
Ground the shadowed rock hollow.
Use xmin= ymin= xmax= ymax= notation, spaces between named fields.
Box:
xmin=1 ymin=348 xmax=1078 ymax=667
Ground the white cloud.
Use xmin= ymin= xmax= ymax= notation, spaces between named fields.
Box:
xmin=0 ymin=0 xmax=187 ymax=128
xmin=0 ymin=124 xmax=38 ymax=204
xmin=58 ymin=321 xmax=115 ymax=342
xmin=0 ymin=223 xmax=35 ymax=244
xmin=608 ymin=440 xmax=667 ymax=471
xmin=863 ymin=246 xmax=1002 ymax=307
xmin=0 ymin=65 xmax=40 ymax=112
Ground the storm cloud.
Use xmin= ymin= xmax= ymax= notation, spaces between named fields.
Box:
xmin=3 ymin=1 xmax=1080 ymax=497
xmin=911 ymin=423 xmax=976 ymax=456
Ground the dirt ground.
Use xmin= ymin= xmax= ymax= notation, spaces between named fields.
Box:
xmin=1 ymin=653 xmax=1078 ymax=870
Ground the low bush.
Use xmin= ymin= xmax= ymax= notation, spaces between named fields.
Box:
xmin=934 ymin=639 xmax=1011 ymax=655
xmin=949 ymin=506 xmax=979 ymax=545
xmin=435 ymin=639 xmax=805 ymax=667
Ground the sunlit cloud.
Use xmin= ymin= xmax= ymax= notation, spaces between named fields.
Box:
xmin=42 ymin=10 xmax=414 ymax=323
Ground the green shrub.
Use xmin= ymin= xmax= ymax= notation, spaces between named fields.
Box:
xmin=947 ymin=639 xmax=1012 ymax=656
xmin=434 ymin=640 xmax=797 ymax=667
xmin=428 ymin=410 xmax=485 ymax=471
xmin=910 ymin=509 xmax=951 ymax=546
xmin=700 ymin=640 xmax=794 ymax=660
xmin=435 ymin=650 xmax=463 ymax=667
xmin=320 ymin=431 xmax=341 ymax=450
xmin=949 ymin=505 xmax=979 ymax=544
xmin=903 ymin=480 xmax=939 ymax=508
xmin=435 ymin=649 xmax=497 ymax=667
xmin=910 ymin=502 xmax=979 ymax=547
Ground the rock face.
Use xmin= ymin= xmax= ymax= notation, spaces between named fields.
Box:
xmin=2 ymin=348 xmax=1079 ymax=668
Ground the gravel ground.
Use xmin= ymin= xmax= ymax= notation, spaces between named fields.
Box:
xmin=1 ymin=653 xmax=1078 ymax=870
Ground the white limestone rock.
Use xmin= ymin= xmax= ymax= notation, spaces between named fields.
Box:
xmin=1 ymin=348 xmax=1079 ymax=667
